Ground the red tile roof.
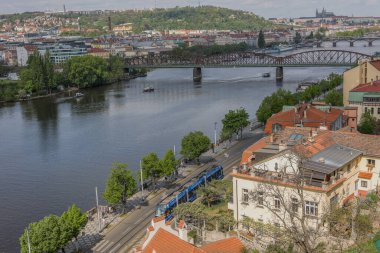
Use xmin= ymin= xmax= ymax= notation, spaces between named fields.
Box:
xmin=200 ymin=238 xmax=244 ymax=253
xmin=358 ymin=172 xmax=373 ymax=180
xmin=240 ymin=137 xmax=268 ymax=165
xmin=143 ymin=228 xmax=204 ymax=253
xmin=370 ymin=60 xmax=380 ymax=71
xmin=152 ymin=216 xmax=165 ymax=223
xmin=264 ymin=104 xmax=343 ymax=134
xmin=350 ymin=80 xmax=380 ymax=92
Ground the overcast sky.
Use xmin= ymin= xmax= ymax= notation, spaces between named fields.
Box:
xmin=1 ymin=0 xmax=380 ymax=18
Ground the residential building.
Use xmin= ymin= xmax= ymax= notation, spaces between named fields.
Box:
xmin=135 ymin=217 xmax=244 ymax=253
xmin=348 ymin=80 xmax=380 ymax=120
xmin=112 ymin=23 xmax=133 ymax=36
xmin=88 ymin=48 xmax=109 ymax=59
xmin=264 ymin=103 xmax=345 ymax=134
xmin=343 ymin=59 xmax=380 ymax=107
xmin=16 ymin=45 xmax=37 ymax=66
xmin=38 ymin=44 xmax=87 ymax=64
xmin=232 ymin=127 xmax=380 ymax=229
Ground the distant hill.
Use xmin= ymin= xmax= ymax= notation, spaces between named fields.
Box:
xmin=0 ymin=6 xmax=274 ymax=34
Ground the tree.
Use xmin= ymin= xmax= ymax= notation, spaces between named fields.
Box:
xmin=358 ymin=111 xmax=377 ymax=134
xmin=196 ymin=180 xmax=230 ymax=207
xmin=142 ymin=152 xmax=161 ymax=189
xmin=60 ymin=204 xmax=87 ymax=251
xmin=180 ymin=131 xmax=211 ymax=162
xmin=294 ymin=32 xmax=302 ymax=44
xmin=108 ymin=55 xmax=124 ymax=80
xmin=221 ymin=108 xmax=250 ymax=139
xmin=103 ymin=162 xmax=137 ymax=213
xmin=325 ymin=90 xmax=343 ymax=106
xmin=159 ymin=149 xmax=178 ymax=178
xmin=248 ymin=152 xmax=328 ymax=253
xmin=258 ymin=30 xmax=266 ymax=48
xmin=20 ymin=215 xmax=63 ymax=253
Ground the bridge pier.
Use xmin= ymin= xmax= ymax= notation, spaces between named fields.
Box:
xmin=369 ymin=41 xmax=373 ymax=47
xmin=276 ymin=67 xmax=283 ymax=81
xmin=193 ymin=67 xmax=202 ymax=82
xmin=350 ymin=41 xmax=354 ymax=47
xmin=332 ymin=41 xmax=337 ymax=47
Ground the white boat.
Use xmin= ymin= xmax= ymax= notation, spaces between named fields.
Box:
xmin=75 ymin=92 xmax=84 ymax=97
xmin=143 ymin=87 xmax=154 ymax=93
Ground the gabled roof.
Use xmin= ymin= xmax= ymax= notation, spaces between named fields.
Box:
xmin=143 ymin=228 xmax=204 ymax=253
xmin=370 ymin=60 xmax=380 ymax=71
xmin=240 ymin=137 xmax=268 ymax=164
xmin=200 ymin=238 xmax=244 ymax=253
xmin=350 ymin=80 xmax=380 ymax=92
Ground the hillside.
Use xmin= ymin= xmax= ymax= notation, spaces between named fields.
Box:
xmin=1 ymin=6 xmax=273 ymax=33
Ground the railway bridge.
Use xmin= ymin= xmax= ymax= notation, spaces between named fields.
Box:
xmin=124 ymin=49 xmax=372 ymax=82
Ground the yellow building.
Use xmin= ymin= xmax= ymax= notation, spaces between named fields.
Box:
xmin=343 ymin=59 xmax=380 ymax=106
xmin=112 ymin=23 xmax=133 ymax=35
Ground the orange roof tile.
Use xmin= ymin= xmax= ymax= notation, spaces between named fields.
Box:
xmin=148 ymin=226 xmax=154 ymax=232
xmin=152 ymin=216 xmax=165 ymax=223
xmin=351 ymin=80 xmax=380 ymax=92
xmin=240 ymin=137 xmax=268 ymax=165
xmin=358 ymin=172 xmax=373 ymax=180
xmin=200 ymin=237 xmax=244 ymax=253
xmin=370 ymin=60 xmax=380 ymax=71
xmin=143 ymin=228 xmax=205 ymax=253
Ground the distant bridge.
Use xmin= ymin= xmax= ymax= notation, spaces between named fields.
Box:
xmin=125 ymin=49 xmax=372 ymax=81
xmin=306 ymin=37 xmax=380 ymax=47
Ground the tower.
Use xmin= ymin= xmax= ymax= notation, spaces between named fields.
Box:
xmin=63 ymin=4 xmax=66 ymax=13
xmin=108 ymin=16 xmax=112 ymax=32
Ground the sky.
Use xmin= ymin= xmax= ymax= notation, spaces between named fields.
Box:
xmin=1 ymin=0 xmax=380 ymax=18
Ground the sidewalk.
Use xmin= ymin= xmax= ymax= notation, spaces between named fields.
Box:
xmin=63 ymin=125 xmax=258 ymax=253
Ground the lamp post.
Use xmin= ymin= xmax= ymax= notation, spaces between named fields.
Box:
xmin=140 ymin=160 xmax=144 ymax=200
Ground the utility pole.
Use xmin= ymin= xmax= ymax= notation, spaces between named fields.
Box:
xmin=173 ymin=145 xmax=176 ymax=155
xmin=26 ymin=228 xmax=31 ymax=253
xmin=140 ymin=160 xmax=144 ymax=199
xmin=214 ymin=122 xmax=217 ymax=150
xmin=95 ymin=187 xmax=101 ymax=232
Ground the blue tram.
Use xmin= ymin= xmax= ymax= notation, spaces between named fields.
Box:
xmin=155 ymin=165 xmax=224 ymax=221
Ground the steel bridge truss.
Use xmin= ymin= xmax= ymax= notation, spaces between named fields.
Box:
xmin=124 ymin=50 xmax=372 ymax=68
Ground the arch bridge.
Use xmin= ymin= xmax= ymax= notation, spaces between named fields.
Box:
xmin=124 ymin=49 xmax=372 ymax=82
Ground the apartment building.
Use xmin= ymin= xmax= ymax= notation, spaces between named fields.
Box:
xmin=347 ymin=80 xmax=380 ymax=120
xmin=231 ymin=127 xmax=380 ymax=229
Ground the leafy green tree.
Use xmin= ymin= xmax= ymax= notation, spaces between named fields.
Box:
xmin=221 ymin=108 xmax=250 ymax=139
xmin=180 ymin=131 xmax=211 ymax=162
xmin=43 ymin=51 xmax=56 ymax=94
xmin=142 ymin=152 xmax=161 ymax=189
xmin=159 ymin=149 xmax=178 ymax=177
xmin=358 ymin=111 xmax=377 ymax=134
xmin=64 ymin=55 xmax=109 ymax=88
xmin=325 ymin=90 xmax=343 ymax=106
xmin=108 ymin=55 xmax=124 ymax=80
xmin=294 ymin=32 xmax=302 ymax=44
xmin=258 ymin=30 xmax=266 ymax=48
xmin=20 ymin=215 xmax=64 ymax=253
xmin=103 ymin=162 xmax=137 ymax=213
xmin=60 ymin=204 xmax=87 ymax=250
xmin=174 ymin=202 xmax=207 ymax=224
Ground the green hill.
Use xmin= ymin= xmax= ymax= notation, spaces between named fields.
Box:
xmin=65 ymin=6 xmax=273 ymax=33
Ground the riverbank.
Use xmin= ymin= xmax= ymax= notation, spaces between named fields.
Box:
xmin=0 ymin=73 xmax=147 ymax=105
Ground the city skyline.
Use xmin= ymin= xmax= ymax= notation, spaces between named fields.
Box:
xmin=1 ymin=0 xmax=380 ymax=18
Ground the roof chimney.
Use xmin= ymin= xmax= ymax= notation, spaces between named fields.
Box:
xmin=371 ymin=78 xmax=374 ymax=85
xmin=303 ymin=110 xmax=307 ymax=118
xmin=318 ymin=157 xmax=325 ymax=163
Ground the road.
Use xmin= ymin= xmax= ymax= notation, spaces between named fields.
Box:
xmin=90 ymin=130 xmax=263 ymax=253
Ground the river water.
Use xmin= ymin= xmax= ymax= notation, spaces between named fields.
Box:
xmin=0 ymin=41 xmax=379 ymax=252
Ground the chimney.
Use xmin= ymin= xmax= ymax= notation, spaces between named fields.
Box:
xmin=303 ymin=110 xmax=307 ymax=118
xmin=279 ymin=142 xmax=288 ymax=151
xmin=318 ymin=157 xmax=325 ymax=163
xmin=371 ymin=78 xmax=374 ymax=85
xmin=269 ymin=133 xmax=274 ymax=143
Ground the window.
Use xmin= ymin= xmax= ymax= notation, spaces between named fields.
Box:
xmin=305 ymin=201 xmax=318 ymax=216
xmin=291 ymin=198 xmax=299 ymax=213
xmin=367 ymin=159 xmax=376 ymax=166
xmin=274 ymin=196 xmax=281 ymax=210
xmin=257 ymin=192 xmax=264 ymax=206
xmin=365 ymin=107 xmax=368 ymax=113
xmin=371 ymin=108 xmax=375 ymax=115
xmin=242 ymin=189 xmax=249 ymax=204
xmin=361 ymin=180 xmax=368 ymax=188
xmin=378 ymin=108 xmax=380 ymax=115
xmin=355 ymin=179 xmax=359 ymax=191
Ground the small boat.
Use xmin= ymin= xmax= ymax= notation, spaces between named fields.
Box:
xmin=262 ymin=73 xmax=271 ymax=78
xmin=143 ymin=87 xmax=154 ymax=93
xmin=75 ymin=92 xmax=84 ymax=97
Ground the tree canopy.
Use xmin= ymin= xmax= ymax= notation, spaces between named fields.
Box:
xmin=358 ymin=111 xmax=377 ymax=134
xmin=325 ymin=90 xmax=343 ymax=106
xmin=294 ymin=32 xmax=302 ymax=44
xmin=103 ymin=162 xmax=137 ymax=211
xmin=221 ymin=108 xmax=250 ymax=139
xmin=258 ymin=30 xmax=266 ymax=48
xmin=180 ymin=131 xmax=211 ymax=162
xmin=60 ymin=204 xmax=87 ymax=243
xmin=159 ymin=149 xmax=178 ymax=177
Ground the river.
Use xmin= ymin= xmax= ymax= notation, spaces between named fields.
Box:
xmin=0 ymin=41 xmax=379 ymax=252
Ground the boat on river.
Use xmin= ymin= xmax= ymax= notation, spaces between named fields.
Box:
xmin=75 ymin=92 xmax=84 ymax=97
xmin=143 ymin=87 xmax=155 ymax=93
xmin=262 ymin=72 xmax=271 ymax=78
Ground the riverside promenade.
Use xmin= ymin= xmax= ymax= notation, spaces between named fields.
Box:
xmin=63 ymin=126 xmax=264 ymax=253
